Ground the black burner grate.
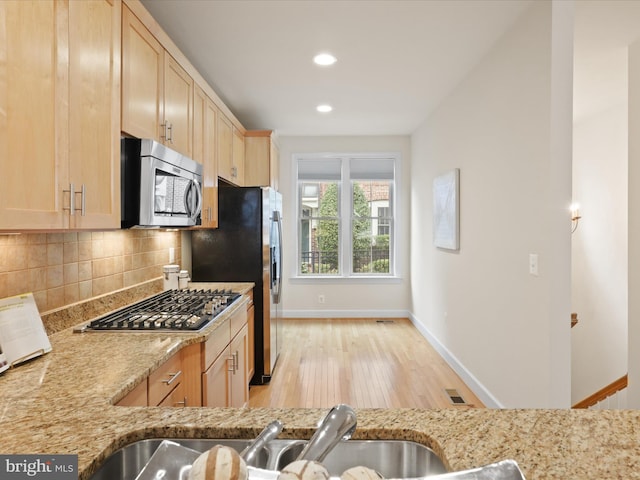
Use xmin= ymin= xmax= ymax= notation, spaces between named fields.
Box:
xmin=85 ymin=289 xmax=241 ymax=331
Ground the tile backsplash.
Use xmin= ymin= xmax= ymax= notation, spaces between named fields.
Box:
xmin=0 ymin=230 xmax=181 ymax=313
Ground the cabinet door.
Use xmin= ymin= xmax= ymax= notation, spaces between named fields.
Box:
xmin=194 ymin=85 xmax=218 ymax=228
xmin=270 ymin=140 xmax=280 ymax=191
xmin=121 ymin=5 xmax=163 ymax=141
xmin=244 ymin=131 xmax=278 ymax=189
xmin=202 ymin=97 xmax=219 ymax=227
xmin=0 ymin=0 xmax=68 ymax=230
xmin=68 ymin=0 xmax=121 ymax=229
xmin=244 ymin=133 xmax=271 ymax=187
xmin=193 ymin=84 xmax=206 ymax=164
xmin=202 ymin=348 xmax=231 ymax=407
xmin=247 ymin=303 xmax=255 ymax=381
xmin=217 ymin=112 xmax=234 ymax=184
xmin=163 ymin=52 xmax=193 ymax=157
xmin=230 ymin=324 xmax=248 ymax=408
xmin=232 ymin=127 xmax=245 ymax=186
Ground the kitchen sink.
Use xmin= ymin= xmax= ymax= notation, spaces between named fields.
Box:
xmin=89 ymin=439 xmax=266 ymax=480
xmin=88 ymin=438 xmax=446 ymax=480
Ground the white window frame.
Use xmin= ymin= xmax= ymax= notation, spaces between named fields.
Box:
xmin=293 ymin=152 xmax=399 ymax=282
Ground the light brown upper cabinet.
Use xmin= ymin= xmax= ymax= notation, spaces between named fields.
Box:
xmin=122 ymin=5 xmax=193 ymax=158
xmin=217 ymin=112 xmax=238 ymax=185
xmin=232 ymin=127 xmax=246 ymax=186
xmin=194 ymin=84 xmax=218 ymax=228
xmin=163 ymin=54 xmax=193 ymax=157
xmin=0 ymin=0 xmax=121 ymax=231
xmin=244 ymin=130 xmax=280 ymax=190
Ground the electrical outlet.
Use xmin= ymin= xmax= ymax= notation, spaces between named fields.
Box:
xmin=318 ymin=294 xmax=325 ymax=304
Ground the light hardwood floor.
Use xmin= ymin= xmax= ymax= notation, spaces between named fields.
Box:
xmin=248 ymin=318 xmax=484 ymax=409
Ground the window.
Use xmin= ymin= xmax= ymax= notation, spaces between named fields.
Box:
xmin=296 ymin=154 xmax=397 ymax=277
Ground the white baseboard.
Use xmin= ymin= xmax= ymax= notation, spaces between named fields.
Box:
xmin=408 ymin=313 xmax=504 ymax=409
xmin=282 ymin=309 xmax=411 ymax=319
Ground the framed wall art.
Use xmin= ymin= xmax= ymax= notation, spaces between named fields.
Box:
xmin=433 ymin=168 xmax=460 ymax=251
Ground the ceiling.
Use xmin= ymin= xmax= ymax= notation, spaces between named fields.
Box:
xmin=140 ymin=0 xmax=640 ymax=136
xmin=140 ymin=0 xmax=531 ymax=136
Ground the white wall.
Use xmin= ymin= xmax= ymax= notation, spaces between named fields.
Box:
xmin=278 ymin=136 xmax=411 ymax=318
xmin=571 ymin=103 xmax=628 ymax=405
xmin=409 ymin=1 xmax=573 ymax=408
xmin=628 ymin=40 xmax=640 ymax=408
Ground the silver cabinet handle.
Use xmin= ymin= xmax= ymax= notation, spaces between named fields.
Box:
xmin=175 ymin=396 xmax=187 ymax=407
xmin=80 ymin=184 xmax=86 ymax=216
xmin=161 ymin=121 xmax=173 ymax=143
xmin=63 ymin=184 xmax=87 ymax=217
xmin=228 ymin=355 xmax=235 ymax=372
xmin=69 ymin=183 xmax=75 ymax=216
xmin=233 ymin=351 xmax=239 ymax=374
xmin=162 ymin=370 xmax=182 ymax=385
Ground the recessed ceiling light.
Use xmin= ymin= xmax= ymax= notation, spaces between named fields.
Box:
xmin=313 ymin=53 xmax=337 ymax=66
xmin=316 ymin=104 xmax=333 ymax=113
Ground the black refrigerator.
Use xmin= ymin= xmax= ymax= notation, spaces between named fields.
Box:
xmin=191 ymin=185 xmax=283 ymax=384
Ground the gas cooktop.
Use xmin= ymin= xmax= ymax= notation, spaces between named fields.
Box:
xmin=76 ymin=289 xmax=241 ymax=332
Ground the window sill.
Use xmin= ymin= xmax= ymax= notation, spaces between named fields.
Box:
xmin=290 ymin=275 xmax=402 ymax=285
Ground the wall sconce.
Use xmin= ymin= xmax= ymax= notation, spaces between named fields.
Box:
xmin=571 ymin=203 xmax=581 ymax=233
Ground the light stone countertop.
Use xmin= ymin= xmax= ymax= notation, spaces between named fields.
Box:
xmin=1 ymin=280 xmax=639 ymax=479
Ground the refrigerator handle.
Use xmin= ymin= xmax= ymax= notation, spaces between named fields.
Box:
xmin=273 ymin=211 xmax=283 ymax=304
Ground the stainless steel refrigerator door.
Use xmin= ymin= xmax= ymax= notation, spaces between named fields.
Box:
xmin=268 ymin=191 xmax=283 ymax=376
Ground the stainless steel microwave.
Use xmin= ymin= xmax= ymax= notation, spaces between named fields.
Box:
xmin=121 ymin=138 xmax=203 ymax=228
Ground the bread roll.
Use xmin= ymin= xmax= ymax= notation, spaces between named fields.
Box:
xmin=341 ymin=466 xmax=384 ymax=480
xmin=189 ymin=445 xmax=248 ymax=480
xmin=277 ymin=460 xmax=330 ymax=480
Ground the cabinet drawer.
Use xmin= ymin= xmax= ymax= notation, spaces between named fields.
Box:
xmin=148 ymin=353 xmax=182 ymax=406
xmin=230 ymin=304 xmax=247 ymax=339
xmin=203 ymin=321 xmax=230 ymax=370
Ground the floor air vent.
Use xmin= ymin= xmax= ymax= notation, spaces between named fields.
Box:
xmin=445 ymin=388 xmax=468 ymax=405
xmin=376 ymin=319 xmax=395 ymax=324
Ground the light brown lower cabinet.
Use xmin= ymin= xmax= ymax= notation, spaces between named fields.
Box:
xmin=229 ymin=324 xmax=248 ymax=407
xmin=201 ymin=308 xmax=249 ymax=407
xmin=115 ymin=301 xmax=250 ymax=408
xmin=115 ymin=379 xmax=148 ymax=406
xmin=115 ymin=349 xmax=186 ymax=407
xmin=202 ymin=345 xmax=232 ymax=407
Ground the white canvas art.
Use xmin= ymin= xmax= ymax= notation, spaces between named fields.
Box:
xmin=433 ymin=168 xmax=460 ymax=250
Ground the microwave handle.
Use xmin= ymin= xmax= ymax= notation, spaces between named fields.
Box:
xmin=185 ymin=180 xmax=203 ymax=222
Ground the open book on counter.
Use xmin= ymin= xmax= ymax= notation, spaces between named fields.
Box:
xmin=0 ymin=293 xmax=52 ymax=374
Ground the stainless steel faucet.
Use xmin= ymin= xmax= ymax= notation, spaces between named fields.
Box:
xmin=295 ymin=404 xmax=357 ymax=463
xmin=241 ymin=420 xmax=283 ymax=467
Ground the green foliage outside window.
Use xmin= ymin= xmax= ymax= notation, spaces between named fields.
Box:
xmin=316 ymin=183 xmax=372 ymax=272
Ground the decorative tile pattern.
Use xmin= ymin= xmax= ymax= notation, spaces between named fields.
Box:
xmin=0 ymin=230 xmax=182 ymax=313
